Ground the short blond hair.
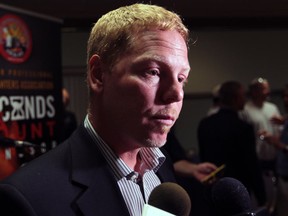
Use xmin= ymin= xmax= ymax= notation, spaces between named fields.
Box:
xmin=87 ymin=3 xmax=189 ymax=68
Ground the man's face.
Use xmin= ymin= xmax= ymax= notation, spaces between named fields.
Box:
xmin=257 ymin=82 xmax=270 ymax=101
xmin=100 ymin=30 xmax=190 ymax=149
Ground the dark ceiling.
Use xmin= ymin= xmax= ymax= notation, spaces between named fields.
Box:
xmin=1 ymin=0 xmax=288 ymax=29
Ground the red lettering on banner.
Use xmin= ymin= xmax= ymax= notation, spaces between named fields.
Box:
xmin=0 ymin=120 xmax=56 ymax=141
xmin=31 ymin=122 xmax=42 ymax=139
xmin=46 ymin=120 xmax=55 ymax=137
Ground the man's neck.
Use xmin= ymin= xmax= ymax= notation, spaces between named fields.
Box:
xmin=119 ymin=150 xmax=142 ymax=171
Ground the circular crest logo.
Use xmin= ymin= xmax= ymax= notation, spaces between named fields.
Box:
xmin=0 ymin=14 xmax=32 ymax=64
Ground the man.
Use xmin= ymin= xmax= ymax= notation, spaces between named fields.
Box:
xmin=0 ymin=4 xmax=192 ymax=216
xmin=273 ymin=85 xmax=288 ymax=216
xmin=197 ymin=81 xmax=266 ymax=206
xmin=260 ymin=84 xmax=288 ymax=216
xmin=242 ymin=78 xmax=282 ymax=211
xmin=243 ymin=78 xmax=282 ymax=165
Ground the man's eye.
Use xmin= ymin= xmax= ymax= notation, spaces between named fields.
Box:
xmin=147 ymin=69 xmax=159 ymax=76
xmin=178 ymin=77 xmax=184 ymax=83
xmin=178 ymin=76 xmax=188 ymax=86
xmin=178 ymin=76 xmax=186 ymax=83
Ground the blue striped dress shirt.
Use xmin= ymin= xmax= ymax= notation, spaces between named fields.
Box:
xmin=84 ymin=116 xmax=165 ymax=216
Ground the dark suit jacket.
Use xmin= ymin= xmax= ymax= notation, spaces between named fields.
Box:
xmin=197 ymin=108 xmax=266 ymax=205
xmin=0 ymin=124 xmax=176 ymax=216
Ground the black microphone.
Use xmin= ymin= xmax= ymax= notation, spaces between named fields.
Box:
xmin=144 ymin=182 xmax=191 ymax=216
xmin=0 ymin=136 xmax=38 ymax=148
xmin=211 ymin=177 xmax=269 ymax=216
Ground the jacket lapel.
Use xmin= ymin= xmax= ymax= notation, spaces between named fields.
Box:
xmin=69 ymin=125 xmax=130 ymax=216
xmin=75 ymin=166 xmax=129 ymax=216
xmin=68 ymin=125 xmax=175 ymax=216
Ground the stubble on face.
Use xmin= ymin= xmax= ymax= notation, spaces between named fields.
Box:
xmin=142 ymin=107 xmax=179 ymax=147
xmin=144 ymin=113 xmax=177 ymax=148
xmin=145 ymin=128 xmax=169 ymax=148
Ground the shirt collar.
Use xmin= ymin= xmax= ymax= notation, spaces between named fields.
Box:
xmin=83 ymin=115 xmax=165 ymax=180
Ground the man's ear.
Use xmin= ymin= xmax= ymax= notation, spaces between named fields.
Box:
xmin=88 ymin=54 xmax=104 ymax=92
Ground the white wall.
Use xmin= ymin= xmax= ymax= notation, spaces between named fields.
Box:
xmin=61 ymin=31 xmax=88 ymax=123
xmin=185 ymin=28 xmax=288 ymax=93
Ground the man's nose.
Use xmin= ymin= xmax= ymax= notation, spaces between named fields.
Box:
xmin=161 ymin=79 xmax=184 ymax=104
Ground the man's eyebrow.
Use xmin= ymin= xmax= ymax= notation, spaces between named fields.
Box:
xmin=133 ymin=54 xmax=190 ymax=75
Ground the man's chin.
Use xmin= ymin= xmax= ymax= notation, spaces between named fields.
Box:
xmin=145 ymin=132 xmax=168 ymax=148
xmin=141 ymin=125 xmax=171 ymax=147
xmin=145 ymin=138 xmax=166 ymax=148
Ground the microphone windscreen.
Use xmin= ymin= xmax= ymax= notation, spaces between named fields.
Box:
xmin=148 ymin=182 xmax=191 ymax=216
xmin=211 ymin=177 xmax=252 ymax=216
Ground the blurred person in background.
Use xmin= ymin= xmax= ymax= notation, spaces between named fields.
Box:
xmin=242 ymin=77 xmax=282 ymax=213
xmin=258 ymin=84 xmax=288 ymax=216
xmin=198 ymin=80 xmax=266 ymax=207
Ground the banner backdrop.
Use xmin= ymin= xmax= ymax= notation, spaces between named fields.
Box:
xmin=0 ymin=4 xmax=63 ymax=178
